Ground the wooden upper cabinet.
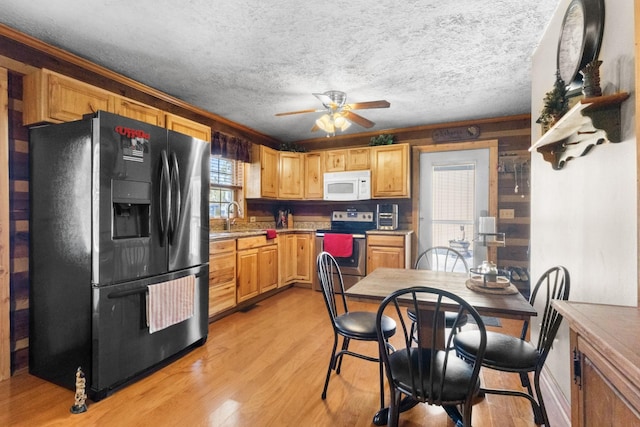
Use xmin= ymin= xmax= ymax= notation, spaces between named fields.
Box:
xmin=245 ymin=145 xmax=278 ymax=199
xmin=304 ymin=152 xmax=323 ymax=199
xmin=324 ymin=149 xmax=347 ymax=172
xmin=347 ymin=147 xmax=370 ymax=170
xmin=23 ymin=69 xmax=212 ymax=142
xmin=23 ymin=68 xmax=115 ymax=125
xmin=278 ymin=152 xmax=304 ymax=199
xmin=114 ymin=97 xmax=165 ymax=127
xmin=324 ymin=147 xmax=371 ymax=172
xmin=165 ymin=113 xmax=212 ymax=142
xmin=371 ymin=143 xmax=410 ymax=198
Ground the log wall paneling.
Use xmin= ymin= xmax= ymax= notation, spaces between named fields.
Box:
xmin=1 ymin=67 xmax=9 ymax=381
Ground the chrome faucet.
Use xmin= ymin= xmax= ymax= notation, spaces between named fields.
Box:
xmin=225 ymin=201 xmax=241 ymax=230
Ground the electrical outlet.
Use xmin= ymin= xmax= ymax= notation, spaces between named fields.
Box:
xmin=499 ymin=209 xmax=515 ymax=219
xmin=250 ymin=216 xmax=256 ymax=223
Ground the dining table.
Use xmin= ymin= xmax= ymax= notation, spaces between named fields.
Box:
xmin=345 ymin=267 xmax=538 ymax=425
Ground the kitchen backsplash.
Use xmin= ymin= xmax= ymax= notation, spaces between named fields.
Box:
xmin=210 ymin=221 xmax=329 ymax=232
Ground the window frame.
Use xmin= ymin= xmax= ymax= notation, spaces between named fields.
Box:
xmin=209 ymin=156 xmax=245 ymax=226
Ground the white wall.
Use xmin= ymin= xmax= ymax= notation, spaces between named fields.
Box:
xmin=531 ymin=0 xmax=636 ymax=401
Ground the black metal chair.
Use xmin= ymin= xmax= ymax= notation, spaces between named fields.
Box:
xmin=453 ymin=266 xmax=570 ymax=426
xmin=376 ymin=286 xmax=487 ymax=427
xmin=408 ymin=247 xmax=470 ymax=338
xmin=316 ymin=251 xmax=396 ymax=410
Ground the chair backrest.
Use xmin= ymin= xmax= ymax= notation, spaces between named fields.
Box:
xmin=414 ymin=246 xmax=470 ymax=273
xmin=376 ymin=286 xmax=486 ymax=406
xmin=317 ymin=251 xmax=349 ymax=325
xmin=525 ymin=266 xmax=570 ymax=364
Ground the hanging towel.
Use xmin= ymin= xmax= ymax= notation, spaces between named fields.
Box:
xmin=323 ymin=233 xmax=353 ymax=258
xmin=147 ymin=275 xmax=195 ymax=334
xmin=266 ymin=229 xmax=277 ymax=239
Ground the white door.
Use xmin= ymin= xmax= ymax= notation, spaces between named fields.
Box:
xmin=419 ymin=149 xmax=490 ymax=270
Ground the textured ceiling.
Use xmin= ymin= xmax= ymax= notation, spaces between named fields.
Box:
xmin=1 ymin=1 xmax=559 ymax=142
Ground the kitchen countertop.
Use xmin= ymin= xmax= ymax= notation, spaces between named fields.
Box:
xmin=366 ymin=229 xmax=414 ymax=236
xmin=210 ymin=228 xmax=413 ymax=241
xmin=209 ymin=228 xmax=316 ymax=241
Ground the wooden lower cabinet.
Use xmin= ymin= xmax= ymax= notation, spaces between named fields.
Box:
xmin=258 ymin=244 xmax=279 ymax=293
xmin=279 ymin=232 xmax=313 ymax=286
xmin=237 ymin=248 xmax=260 ymax=303
xmin=209 ymin=240 xmax=237 ymax=317
xmin=366 ymin=233 xmax=412 ymax=274
xmin=236 ymin=235 xmax=279 ymax=303
xmin=553 ymin=301 xmax=640 ymax=427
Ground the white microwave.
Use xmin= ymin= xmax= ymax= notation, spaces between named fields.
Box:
xmin=324 ymin=170 xmax=371 ymax=201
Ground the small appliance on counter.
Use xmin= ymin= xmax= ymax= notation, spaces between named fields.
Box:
xmin=376 ymin=203 xmax=398 ymax=230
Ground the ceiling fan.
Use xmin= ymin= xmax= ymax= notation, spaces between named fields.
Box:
xmin=275 ymin=90 xmax=390 ymax=136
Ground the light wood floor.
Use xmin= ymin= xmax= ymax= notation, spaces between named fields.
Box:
xmin=0 ymin=287 xmax=566 ymax=426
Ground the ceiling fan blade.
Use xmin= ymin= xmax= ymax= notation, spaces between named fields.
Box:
xmin=347 ymin=100 xmax=390 ymax=110
xmin=312 ymin=93 xmax=334 ymax=107
xmin=344 ymin=111 xmax=375 ymax=128
xmin=275 ymin=109 xmax=322 ymax=116
xmin=310 ymin=124 xmax=320 ymax=132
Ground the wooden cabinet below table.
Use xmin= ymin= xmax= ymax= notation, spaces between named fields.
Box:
xmin=553 ymin=301 xmax=640 ymax=427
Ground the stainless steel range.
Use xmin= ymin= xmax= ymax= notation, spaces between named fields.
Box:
xmin=313 ymin=209 xmax=376 ymax=291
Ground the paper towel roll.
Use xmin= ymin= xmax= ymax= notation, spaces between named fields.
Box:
xmin=479 ymin=217 xmax=496 ymax=242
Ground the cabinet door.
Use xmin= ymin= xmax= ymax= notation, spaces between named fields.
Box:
xmin=295 ymin=233 xmax=313 ymax=281
xmin=347 ymin=148 xmax=371 ymax=170
xmin=280 ymin=234 xmax=297 ymax=285
xmin=209 ymin=241 xmax=236 ymax=317
xmin=371 ymin=144 xmax=410 ymax=198
xmin=23 ymin=69 xmax=115 ymax=125
xmin=115 ymin=97 xmax=165 ymax=127
xmin=166 ymin=113 xmax=212 ymax=142
xmin=366 ymin=246 xmax=405 ymax=274
xmin=304 ymin=152 xmax=324 ymax=199
xmin=259 ymin=245 xmax=279 ymax=293
xmin=577 ymin=350 xmax=640 ymax=426
xmin=237 ymin=248 xmax=259 ymax=302
xmin=278 ymin=152 xmax=304 ymax=199
xmin=246 ymin=145 xmax=278 ymax=199
xmin=324 ymin=150 xmax=347 ymax=172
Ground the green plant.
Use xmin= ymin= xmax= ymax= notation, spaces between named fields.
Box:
xmin=369 ymin=134 xmax=396 ymax=146
xmin=536 ymin=70 xmax=569 ymax=128
xmin=279 ymin=141 xmax=307 ymax=152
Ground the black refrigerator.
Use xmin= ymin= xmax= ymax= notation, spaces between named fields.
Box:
xmin=29 ymin=111 xmax=210 ymax=400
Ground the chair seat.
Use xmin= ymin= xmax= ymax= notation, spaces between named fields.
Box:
xmin=389 ymin=348 xmax=480 ymax=402
xmin=407 ymin=307 xmax=468 ymax=329
xmin=454 ymin=330 xmax=539 ymax=371
xmin=335 ymin=311 xmax=396 ymax=340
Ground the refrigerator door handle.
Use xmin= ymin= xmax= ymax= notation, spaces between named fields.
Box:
xmin=169 ymin=151 xmax=181 ymax=245
xmin=159 ymin=149 xmax=171 ymax=244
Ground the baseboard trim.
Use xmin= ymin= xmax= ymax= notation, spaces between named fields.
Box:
xmin=541 ymin=367 xmax=571 ymax=427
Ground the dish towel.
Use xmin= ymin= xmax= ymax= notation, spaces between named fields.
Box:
xmin=147 ymin=275 xmax=195 ymax=334
xmin=323 ymin=233 xmax=353 ymax=258
xmin=266 ymin=229 xmax=277 ymax=239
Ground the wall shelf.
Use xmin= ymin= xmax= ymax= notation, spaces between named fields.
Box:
xmin=529 ymin=92 xmax=629 ymax=170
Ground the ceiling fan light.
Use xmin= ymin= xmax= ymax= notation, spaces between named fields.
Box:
xmin=315 ymin=114 xmax=334 ymax=133
xmin=333 ymin=115 xmax=351 ymax=131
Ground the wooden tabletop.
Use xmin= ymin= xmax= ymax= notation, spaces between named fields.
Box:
xmin=346 ymin=267 xmax=537 ymax=320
